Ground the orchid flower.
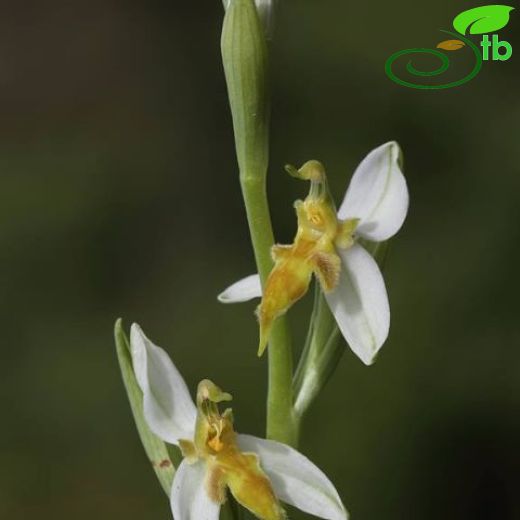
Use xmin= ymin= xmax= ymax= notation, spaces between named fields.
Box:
xmin=218 ymin=141 xmax=409 ymax=365
xmin=130 ymin=323 xmax=348 ymax=520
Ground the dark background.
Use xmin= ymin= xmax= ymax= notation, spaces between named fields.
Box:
xmin=1 ymin=1 xmax=519 ymax=518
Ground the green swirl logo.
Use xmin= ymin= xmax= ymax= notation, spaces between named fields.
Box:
xmin=385 ymin=5 xmax=514 ymax=90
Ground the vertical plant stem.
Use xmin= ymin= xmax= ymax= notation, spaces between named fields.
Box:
xmin=221 ymin=0 xmax=297 ymax=446
xmin=241 ymin=177 xmax=297 ymax=446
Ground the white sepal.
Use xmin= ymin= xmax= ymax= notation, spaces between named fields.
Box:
xmin=171 ymin=460 xmax=220 ymax=520
xmin=237 ymin=434 xmax=348 ymax=520
xmin=217 ymin=274 xmax=262 ymax=303
xmin=130 ymin=323 xmax=197 ymax=445
xmin=324 ymin=244 xmax=390 ymax=365
xmin=338 ymin=141 xmax=408 ymax=242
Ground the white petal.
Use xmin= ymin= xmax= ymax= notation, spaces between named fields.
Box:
xmin=325 ymin=244 xmax=390 ymax=365
xmin=130 ymin=323 xmax=197 ymax=445
xmin=217 ymin=274 xmax=262 ymax=303
xmin=337 ymin=141 xmax=409 ymax=242
xmin=237 ymin=434 xmax=348 ymax=520
xmin=171 ymin=460 xmax=220 ymax=520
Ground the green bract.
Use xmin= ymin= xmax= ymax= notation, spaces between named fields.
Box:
xmin=114 ymin=319 xmax=179 ymax=494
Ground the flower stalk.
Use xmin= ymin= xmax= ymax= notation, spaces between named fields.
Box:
xmin=221 ymin=0 xmax=297 ymax=445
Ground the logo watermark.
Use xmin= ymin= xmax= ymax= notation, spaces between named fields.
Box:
xmin=385 ymin=5 xmax=514 ymax=89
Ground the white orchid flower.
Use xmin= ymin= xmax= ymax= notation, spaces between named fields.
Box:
xmin=218 ymin=141 xmax=409 ymax=365
xmin=130 ymin=323 xmax=348 ymax=520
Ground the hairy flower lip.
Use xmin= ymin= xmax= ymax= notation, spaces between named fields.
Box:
xmin=218 ymin=141 xmax=409 ymax=365
xmin=130 ymin=324 xmax=349 ymax=520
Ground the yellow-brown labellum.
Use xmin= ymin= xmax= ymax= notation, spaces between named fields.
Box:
xmin=256 ymin=163 xmax=359 ymax=355
xmin=185 ymin=380 xmax=286 ymax=519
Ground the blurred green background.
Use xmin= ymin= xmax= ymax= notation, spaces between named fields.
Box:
xmin=1 ymin=1 xmax=519 ymax=518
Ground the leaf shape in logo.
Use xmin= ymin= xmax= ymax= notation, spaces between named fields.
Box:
xmin=453 ymin=5 xmax=514 ymax=35
xmin=436 ymin=39 xmax=466 ymax=51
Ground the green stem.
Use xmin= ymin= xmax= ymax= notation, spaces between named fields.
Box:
xmin=221 ymin=0 xmax=296 ymax=446
xmin=240 ymin=176 xmax=297 ymax=446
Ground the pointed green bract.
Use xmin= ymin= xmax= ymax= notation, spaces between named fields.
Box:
xmin=114 ymin=319 xmax=178 ymax=495
xmin=453 ymin=5 xmax=514 ymax=35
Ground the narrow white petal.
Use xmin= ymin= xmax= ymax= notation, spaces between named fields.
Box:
xmin=130 ymin=323 xmax=197 ymax=445
xmin=171 ymin=460 xmax=220 ymax=520
xmin=337 ymin=141 xmax=409 ymax=241
xmin=217 ymin=274 xmax=262 ymax=303
xmin=237 ymin=434 xmax=348 ymax=520
xmin=325 ymin=244 xmax=390 ymax=365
